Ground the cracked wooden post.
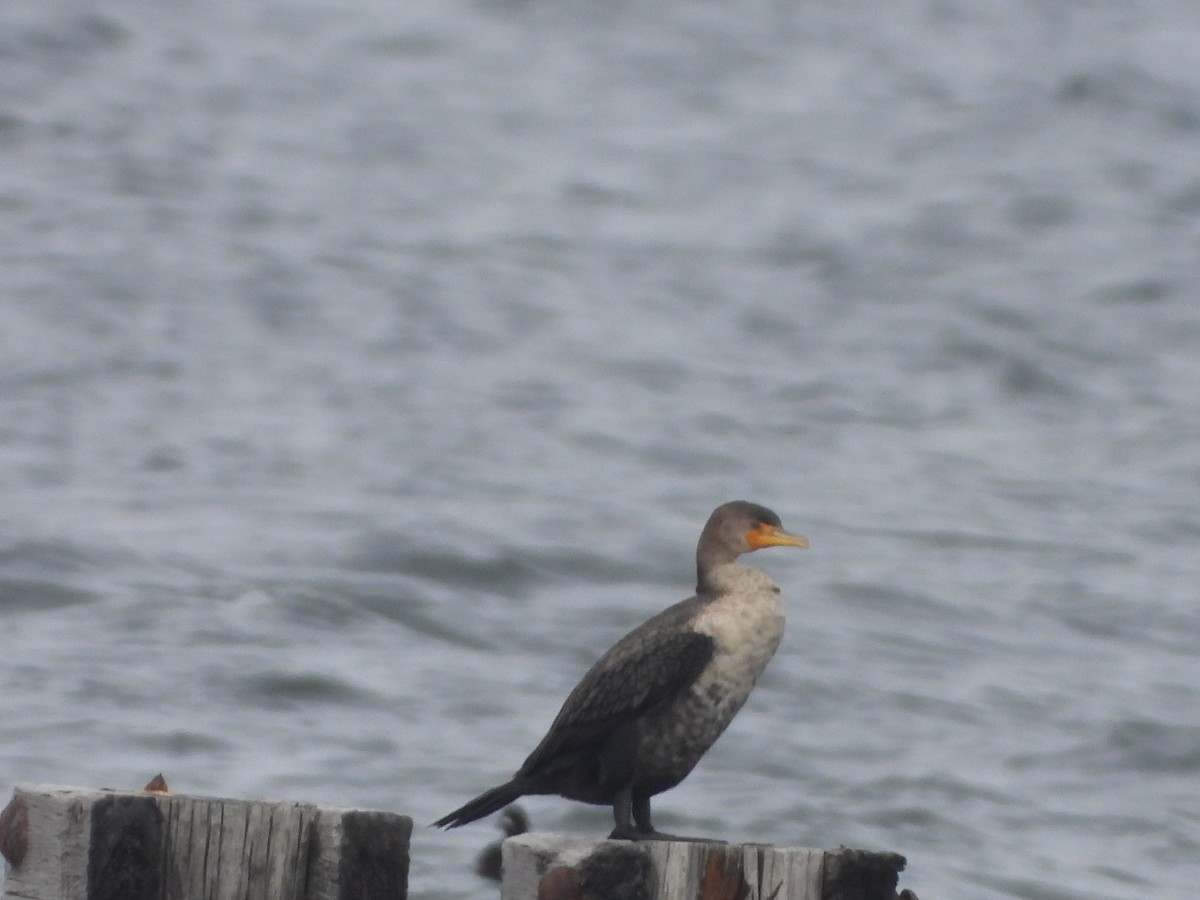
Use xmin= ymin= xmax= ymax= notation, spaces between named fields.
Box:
xmin=1 ymin=784 xmax=411 ymax=900
xmin=500 ymin=833 xmax=911 ymax=900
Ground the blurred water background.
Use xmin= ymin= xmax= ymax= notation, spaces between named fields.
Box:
xmin=2 ymin=1 xmax=1199 ymax=897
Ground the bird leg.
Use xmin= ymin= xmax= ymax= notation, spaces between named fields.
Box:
xmin=607 ymin=786 xmax=643 ymax=840
xmin=607 ymin=791 xmax=722 ymax=843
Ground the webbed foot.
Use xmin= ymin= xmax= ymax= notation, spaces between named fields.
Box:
xmin=608 ymin=825 xmax=724 ymax=843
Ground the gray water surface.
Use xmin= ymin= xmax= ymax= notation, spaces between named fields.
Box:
xmin=2 ymin=2 xmax=1199 ymax=898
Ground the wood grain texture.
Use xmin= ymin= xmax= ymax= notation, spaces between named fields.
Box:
xmin=502 ymin=833 xmax=830 ymax=900
xmin=2 ymin=784 xmax=411 ymax=900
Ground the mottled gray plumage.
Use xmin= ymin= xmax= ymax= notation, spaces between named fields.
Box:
xmin=433 ymin=500 xmax=808 ymax=841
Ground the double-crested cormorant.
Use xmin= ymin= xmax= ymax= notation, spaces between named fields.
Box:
xmin=433 ymin=500 xmax=808 ymax=841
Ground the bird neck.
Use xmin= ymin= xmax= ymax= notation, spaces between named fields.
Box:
xmin=697 ymin=560 xmax=776 ymax=597
xmin=696 ymin=543 xmax=739 ymax=591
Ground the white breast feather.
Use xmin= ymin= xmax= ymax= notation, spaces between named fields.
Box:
xmin=690 ymin=565 xmax=786 ymax=701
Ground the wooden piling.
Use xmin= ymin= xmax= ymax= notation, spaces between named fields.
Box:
xmin=1 ymin=783 xmax=411 ymax=900
xmin=3 ymin=785 xmax=916 ymax=899
xmin=501 ymin=832 xmax=909 ymax=900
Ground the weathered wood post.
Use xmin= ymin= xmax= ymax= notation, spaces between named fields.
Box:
xmin=501 ymin=833 xmax=912 ymax=900
xmin=0 ymin=784 xmax=411 ymax=900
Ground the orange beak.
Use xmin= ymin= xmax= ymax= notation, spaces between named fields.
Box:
xmin=745 ymin=522 xmax=809 ymax=551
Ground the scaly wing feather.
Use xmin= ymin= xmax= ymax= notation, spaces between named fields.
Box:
xmin=518 ymin=606 xmax=714 ymax=778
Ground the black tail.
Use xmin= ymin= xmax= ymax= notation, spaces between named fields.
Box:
xmin=432 ymin=780 xmax=525 ymax=829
